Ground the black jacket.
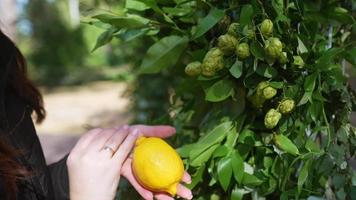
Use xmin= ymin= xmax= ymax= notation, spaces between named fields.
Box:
xmin=0 ymin=91 xmax=70 ymax=199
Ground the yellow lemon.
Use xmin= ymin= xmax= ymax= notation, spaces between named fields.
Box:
xmin=132 ymin=137 xmax=184 ymax=195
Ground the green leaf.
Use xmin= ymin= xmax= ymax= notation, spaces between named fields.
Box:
xmin=305 ymin=139 xmax=320 ymax=153
xmin=333 ymin=174 xmax=346 ymax=189
xmin=327 ymin=7 xmax=355 ymax=24
xmin=240 ymin=4 xmax=254 ymax=27
xmin=226 ymin=117 xmax=244 ymax=148
xmin=187 ymin=164 xmax=206 ymax=189
xmin=256 ymin=64 xmax=278 ymax=78
xmin=177 ymin=144 xmax=196 ymax=157
xmin=231 ymin=150 xmax=244 ymax=184
xmin=304 ymin=73 xmax=318 ymax=92
xmin=190 ymin=121 xmax=233 ymax=159
xmin=93 ymin=14 xmax=149 ymax=29
xmin=272 ymin=0 xmax=284 ymax=16
xmin=163 ymin=7 xmax=192 ymax=17
xmin=139 ymin=35 xmax=188 ymax=73
xmin=193 ymin=8 xmax=225 ymax=39
xmin=213 ymin=145 xmax=230 ymax=158
xmin=315 ymin=48 xmax=344 ymax=70
xmin=273 ymin=134 xmax=300 ymax=156
xmin=115 ymin=28 xmax=150 ymax=42
xmin=229 ymin=59 xmax=243 ymax=79
xmin=298 ymin=159 xmax=312 ymax=194
xmin=191 ymin=143 xmax=220 ymax=167
xmin=250 ymin=41 xmax=265 ymax=60
xmin=217 ymin=157 xmax=233 ymax=191
xmin=136 ymin=0 xmax=175 ymax=24
xmin=205 ymin=79 xmax=234 ymax=102
xmin=337 ymin=126 xmax=349 ymax=144
xmin=92 ymin=27 xmax=118 ymax=51
xmin=298 ymin=91 xmax=313 ymax=106
xmin=309 ymin=101 xmax=322 ymax=121
xmin=125 ymin=0 xmax=150 ymax=11
xmin=269 ymin=81 xmax=284 ymax=89
xmin=260 ymin=177 xmax=277 ymax=195
xmin=272 ymin=0 xmax=290 ymax=25
xmin=231 ymin=186 xmax=245 ymax=200
xmin=271 ymin=157 xmax=283 ymax=178
xmin=225 ymin=126 xmax=239 ymax=148
xmin=136 ymin=0 xmax=162 ymax=13
xmin=285 ymin=84 xmax=300 ymax=99
xmin=297 ymin=37 xmax=308 ymax=54
xmin=238 ymin=129 xmax=256 ymax=146
xmin=242 ymin=173 xmax=264 ymax=186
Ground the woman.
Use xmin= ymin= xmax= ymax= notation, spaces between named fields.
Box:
xmin=0 ymin=30 xmax=192 ymax=200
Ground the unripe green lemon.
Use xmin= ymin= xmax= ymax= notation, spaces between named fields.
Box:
xmin=256 ymin=81 xmax=270 ymax=97
xmin=205 ymin=47 xmax=224 ymax=59
xmin=265 ymin=37 xmax=283 ymax=58
xmin=185 ymin=61 xmax=202 ymax=76
xmin=227 ymin=23 xmax=240 ymax=37
xmin=264 ymin=109 xmax=282 ymax=129
xmin=261 ymin=19 xmax=273 ymax=37
xmin=201 ymin=62 xmax=217 ymax=77
xmin=262 ymin=86 xmax=277 ymax=99
xmin=278 ymin=99 xmax=295 ymax=114
xmin=201 ymin=48 xmax=224 ymax=76
xmin=217 ymin=34 xmax=238 ymax=55
xmin=236 ymin=43 xmax=250 ymax=59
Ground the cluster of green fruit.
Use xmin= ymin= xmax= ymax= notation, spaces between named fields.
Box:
xmin=185 ymin=19 xmax=298 ymax=129
xmin=264 ymin=99 xmax=295 ymax=129
xmin=248 ymin=81 xmax=295 ymax=129
xmin=185 ymin=19 xmax=296 ymax=77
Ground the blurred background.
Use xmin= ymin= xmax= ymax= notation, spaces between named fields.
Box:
xmin=0 ymin=0 xmax=144 ymax=164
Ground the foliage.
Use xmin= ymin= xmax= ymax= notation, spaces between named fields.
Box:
xmin=21 ymin=0 xmax=136 ymax=86
xmin=91 ymin=0 xmax=356 ymax=199
xmin=25 ymin=0 xmax=88 ymax=85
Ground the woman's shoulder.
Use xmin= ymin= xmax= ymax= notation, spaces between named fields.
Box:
xmin=4 ymin=91 xmax=30 ymax=130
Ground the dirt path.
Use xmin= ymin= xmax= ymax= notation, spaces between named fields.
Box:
xmin=36 ymin=81 xmax=132 ymax=164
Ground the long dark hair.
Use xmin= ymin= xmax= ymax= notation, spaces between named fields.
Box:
xmin=0 ymin=30 xmax=46 ymax=199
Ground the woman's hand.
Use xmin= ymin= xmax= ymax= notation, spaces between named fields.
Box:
xmin=67 ymin=125 xmax=193 ymax=200
xmin=67 ymin=126 xmax=138 ymax=200
xmin=121 ymin=125 xmax=193 ymax=200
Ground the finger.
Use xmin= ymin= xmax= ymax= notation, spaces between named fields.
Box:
xmin=112 ymin=129 xmax=139 ymax=164
xmin=182 ymin=171 xmax=192 ymax=184
xmin=104 ymin=125 xmax=130 ymax=152
xmin=72 ymin=128 xmax=103 ymax=152
xmin=176 ymin=184 xmax=193 ymax=200
xmin=130 ymin=125 xmax=176 ymax=138
xmin=154 ymin=194 xmax=174 ymax=200
xmin=121 ymin=158 xmax=154 ymax=200
xmin=89 ymin=128 xmax=117 ymax=151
